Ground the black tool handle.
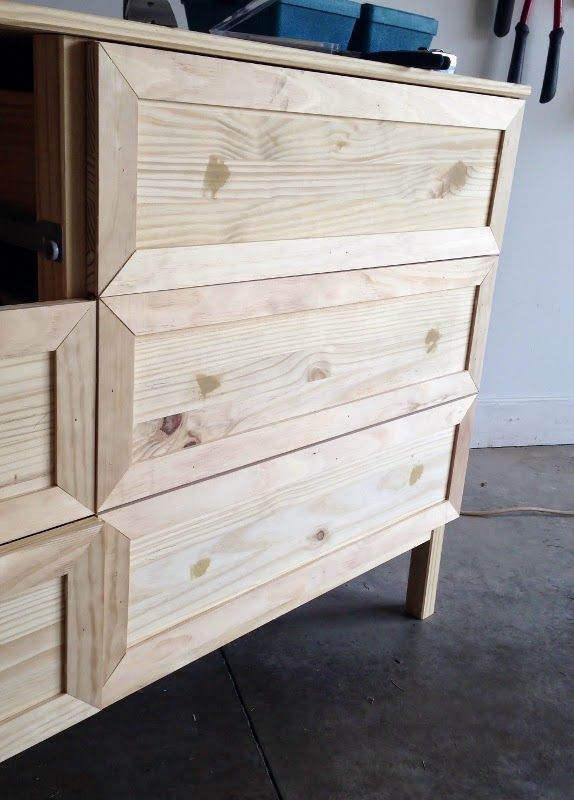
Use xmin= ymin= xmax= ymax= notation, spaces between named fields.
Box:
xmin=540 ymin=27 xmax=564 ymax=103
xmin=507 ymin=21 xmax=529 ymax=83
xmin=361 ymin=50 xmax=449 ymax=70
xmin=494 ymin=0 xmax=515 ymax=37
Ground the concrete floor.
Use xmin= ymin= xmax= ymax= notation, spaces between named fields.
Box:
xmin=0 ymin=445 xmax=572 ymax=799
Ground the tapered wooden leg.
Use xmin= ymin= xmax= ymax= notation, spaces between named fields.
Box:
xmin=405 ymin=525 xmax=445 ymax=619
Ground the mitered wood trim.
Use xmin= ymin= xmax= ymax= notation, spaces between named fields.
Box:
xmin=102 ymin=500 xmax=457 ymax=705
xmin=466 ymin=263 xmax=498 ymax=389
xmin=0 ymin=517 xmax=100 ymax=598
xmin=87 ymin=43 xmax=137 ymax=296
xmin=489 ymin=106 xmax=524 ymax=247
xmin=446 ymin=401 xmax=477 ymax=514
xmin=0 ymin=694 xmax=97 ymax=764
xmin=104 ymin=228 xmax=500 ymax=296
xmin=106 ymin=257 xmax=495 ymax=336
xmin=101 ymin=373 xmax=477 ymax=511
xmin=102 ymin=524 xmax=130 ymax=681
xmin=0 ymin=2 xmax=529 ymax=98
xmin=97 ymin=303 xmax=135 ymax=509
xmin=0 ymin=487 xmax=92 ymax=547
xmin=56 ymin=304 xmax=96 ymax=510
xmin=406 ymin=525 xmax=445 ymax=619
xmin=103 ymin=42 xmax=521 ymax=131
xmin=34 ymin=35 xmax=87 ymax=301
xmin=0 ymin=300 xmax=92 ymax=358
xmin=66 ymin=531 xmax=105 ymax=707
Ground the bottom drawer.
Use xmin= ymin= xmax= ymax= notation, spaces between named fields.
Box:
xmin=101 ymin=393 xmax=475 ymax=703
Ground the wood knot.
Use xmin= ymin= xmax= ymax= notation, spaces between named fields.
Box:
xmin=315 ymin=529 xmax=327 ymax=541
xmin=308 ymin=362 xmax=330 ymax=382
xmin=425 ymin=329 xmax=441 ymax=353
xmin=184 ymin=434 xmax=201 ymax=448
xmin=409 ymin=464 xmax=424 ymax=485
xmin=161 ymin=414 xmax=183 ymax=436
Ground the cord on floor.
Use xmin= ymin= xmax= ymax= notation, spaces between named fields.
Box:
xmin=461 ymin=507 xmax=574 ymax=517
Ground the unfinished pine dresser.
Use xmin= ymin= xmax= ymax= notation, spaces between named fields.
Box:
xmin=0 ymin=1 xmax=528 ymax=762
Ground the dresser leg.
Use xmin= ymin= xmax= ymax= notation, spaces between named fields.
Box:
xmin=405 ymin=525 xmax=445 ymax=619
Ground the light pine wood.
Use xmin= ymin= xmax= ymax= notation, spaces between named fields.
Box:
xmin=103 ymin=372 xmax=477 ymax=511
xmin=489 ymin=107 xmax=525 ymax=247
xmin=0 ymin=2 xmax=529 ymax=98
xmin=117 ymin=422 xmax=458 ymax=645
xmin=106 ymin=258 xmax=494 ymax=335
xmin=98 ymin=258 xmax=484 ymax=508
xmin=104 ymin=228 xmax=499 ymax=296
xmin=87 ymin=43 xmax=138 ymax=294
xmin=97 ymin=303 xmax=135 ymax=509
xmin=406 ymin=525 xmax=445 ymax=619
xmin=0 ymin=301 xmax=95 ymax=541
xmin=0 ymin=517 xmax=105 ymax=763
xmin=34 ymin=35 xmax=87 ymax=300
xmin=446 ymin=400 xmax=477 ymax=514
xmin=104 ymin=42 xmax=521 ymax=131
xmin=56 ymin=304 xmax=96 ymax=510
xmin=0 ymin=578 xmax=64 ymax=724
xmin=102 ymin=500 xmax=457 ymax=705
xmin=0 ymin=351 xmax=53 ymax=503
xmin=0 ymin=694 xmax=97 ymax=764
xmin=0 ymin=90 xmax=35 ymax=216
xmin=135 ymin=98 xmax=499 ymax=248
xmin=466 ymin=263 xmax=499 ymax=388
xmin=102 ymin=525 xmax=130 ymax=681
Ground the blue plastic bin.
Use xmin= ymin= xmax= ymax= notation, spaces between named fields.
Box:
xmin=349 ymin=5 xmax=437 ymax=53
xmin=182 ymin=0 xmax=360 ymax=49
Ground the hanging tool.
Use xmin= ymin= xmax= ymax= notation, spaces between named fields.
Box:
xmin=494 ymin=0 xmax=564 ymax=102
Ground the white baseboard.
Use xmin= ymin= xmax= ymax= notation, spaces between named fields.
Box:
xmin=472 ymin=397 xmax=574 ymax=448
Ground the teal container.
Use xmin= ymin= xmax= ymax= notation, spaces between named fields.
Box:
xmin=349 ymin=4 xmax=438 ymax=53
xmin=182 ymin=0 xmax=361 ymax=49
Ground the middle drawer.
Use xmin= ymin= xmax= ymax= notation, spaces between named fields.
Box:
xmin=97 ymin=256 xmax=492 ymax=510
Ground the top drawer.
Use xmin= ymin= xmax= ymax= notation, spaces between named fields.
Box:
xmin=88 ymin=43 xmax=523 ymax=296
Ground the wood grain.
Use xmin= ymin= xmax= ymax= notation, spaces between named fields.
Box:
xmin=104 ymin=228 xmax=499 ymax=296
xmin=56 ymin=305 xmax=96 ymax=511
xmin=102 ymin=372 xmax=477 ymax=511
xmin=87 ymin=43 xmax=138 ymax=295
xmin=34 ymin=35 xmax=88 ymax=300
xmin=107 ymin=258 xmax=494 ymax=335
xmin=130 ymin=285 xmax=476 ymax=437
xmin=102 ymin=500 xmax=458 ymax=705
xmin=97 ymin=304 xmax=135 ymax=508
xmin=0 ymin=487 xmax=93 ymax=547
xmin=466 ymin=262 xmax=498 ymax=389
xmin=136 ymin=100 xmax=499 ymax=247
xmin=0 ymin=351 xmax=53 ymax=503
xmin=0 ymin=578 xmax=64 ymax=724
xmin=447 ymin=400 xmax=477 ymax=514
xmin=406 ymin=525 xmax=445 ymax=619
xmin=0 ymin=89 xmax=35 ymax=216
xmin=104 ymin=43 xmax=522 ymax=131
xmin=489 ymin=106 xmax=525 ymax=247
xmin=0 ymin=301 xmax=91 ymax=358
xmin=0 ymin=2 xmax=529 ymax=98
xmin=102 ymin=524 xmax=130 ymax=681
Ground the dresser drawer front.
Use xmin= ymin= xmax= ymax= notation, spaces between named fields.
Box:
xmin=97 ymin=256 xmax=492 ymax=509
xmin=89 ymin=43 xmax=522 ymax=295
xmin=101 ymin=394 xmax=473 ymax=696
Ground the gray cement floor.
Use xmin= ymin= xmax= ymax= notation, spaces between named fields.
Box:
xmin=0 ymin=446 xmax=572 ymax=799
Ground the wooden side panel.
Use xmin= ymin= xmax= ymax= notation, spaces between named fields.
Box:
xmin=0 ymin=352 xmax=53 ymax=502
xmin=0 ymin=90 xmax=35 ymax=216
xmin=0 ymin=578 xmax=64 ymax=724
xmin=136 ymin=99 xmax=500 ymax=248
xmin=34 ymin=35 xmax=87 ymax=300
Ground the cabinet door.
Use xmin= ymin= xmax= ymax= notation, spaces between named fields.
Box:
xmin=0 ymin=517 xmax=123 ymax=762
xmin=88 ymin=42 xmax=523 ymax=296
xmin=97 ymin=256 xmax=494 ymax=510
xmin=0 ymin=302 xmax=95 ymax=543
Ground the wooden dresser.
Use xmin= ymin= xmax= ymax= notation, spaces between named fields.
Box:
xmin=0 ymin=1 xmax=528 ymax=761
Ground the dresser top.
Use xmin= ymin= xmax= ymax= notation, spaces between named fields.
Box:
xmin=0 ymin=0 xmax=529 ymax=99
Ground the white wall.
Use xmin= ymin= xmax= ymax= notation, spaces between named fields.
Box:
xmin=21 ymin=0 xmax=574 ymax=446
